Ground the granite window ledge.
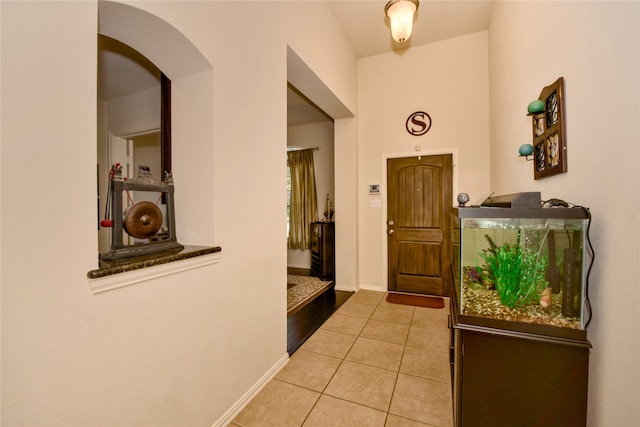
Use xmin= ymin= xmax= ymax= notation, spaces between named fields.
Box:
xmin=87 ymin=245 xmax=221 ymax=294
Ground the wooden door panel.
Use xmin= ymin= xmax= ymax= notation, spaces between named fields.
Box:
xmin=398 ymin=242 xmax=442 ymax=276
xmin=397 ymin=166 xmax=441 ymax=227
xmin=395 ymin=229 xmax=443 ymax=242
xmin=397 ymin=275 xmax=443 ymax=295
xmin=388 ymin=155 xmax=452 ymax=296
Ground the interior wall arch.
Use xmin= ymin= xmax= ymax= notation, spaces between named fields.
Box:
xmin=98 ymin=1 xmax=211 ymax=80
xmin=97 ymin=0 xmax=215 ymax=246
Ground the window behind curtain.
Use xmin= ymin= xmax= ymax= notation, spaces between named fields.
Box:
xmin=287 ymin=148 xmax=318 ymax=249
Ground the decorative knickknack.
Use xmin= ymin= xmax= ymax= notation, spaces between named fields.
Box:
xmin=527 ymin=77 xmax=568 ymax=180
xmin=100 ymin=164 xmax=183 ymax=261
xmin=323 ymin=192 xmax=334 ymax=222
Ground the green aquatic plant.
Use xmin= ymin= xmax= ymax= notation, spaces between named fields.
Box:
xmin=478 ymin=233 xmax=549 ymax=308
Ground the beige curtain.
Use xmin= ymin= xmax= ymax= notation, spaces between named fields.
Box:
xmin=287 ymin=149 xmax=318 ymax=249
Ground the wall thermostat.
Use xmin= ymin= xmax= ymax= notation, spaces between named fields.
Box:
xmin=369 ymin=184 xmax=380 ymax=194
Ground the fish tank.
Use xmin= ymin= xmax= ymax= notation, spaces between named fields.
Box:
xmin=451 ymin=205 xmax=592 ymax=338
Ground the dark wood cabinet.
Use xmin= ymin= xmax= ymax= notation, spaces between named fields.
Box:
xmin=311 ymin=222 xmax=334 ymax=279
xmin=450 ymin=297 xmax=591 ymax=427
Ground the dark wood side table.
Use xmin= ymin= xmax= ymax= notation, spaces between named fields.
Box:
xmin=310 ymin=222 xmax=334 ymax=279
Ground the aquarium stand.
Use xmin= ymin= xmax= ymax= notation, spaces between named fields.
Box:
xmin=450 ymin=205 xmax=592 ymax=426
xmin=449 ymin=297 xmax=591 ymax=427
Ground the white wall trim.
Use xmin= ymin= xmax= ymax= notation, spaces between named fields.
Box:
xmin=359 ymin=283 xmax=384 ymax=292
xmin=212 ymin=353 xmax=290 ymax=427
xmin=118 ymin=126 xmax=161 ymax=139
xmin=335 ymin=283 xmax=359 ymax=292
xmin=287 ymin=263 xmax=311 ymax=270
xmin=380 ymin=148 xmax=459 ymax=292
xmin=87 ymin=252 xmax=221 ymax=294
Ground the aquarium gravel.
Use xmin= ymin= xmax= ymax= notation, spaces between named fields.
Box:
xmin=461 ymin=280 xmax=581 ymax=329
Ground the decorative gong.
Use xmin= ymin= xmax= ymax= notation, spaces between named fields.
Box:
xmin=123 ymin=201 xmax=163 ymax=239
xmin=100 ymin=166 xmax=183 ymax=261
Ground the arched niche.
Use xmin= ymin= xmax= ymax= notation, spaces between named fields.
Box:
xmin=97 ymin=1 xmax=215 ymax=253
xmin=98 ymin=1 xmax=211 ymax=80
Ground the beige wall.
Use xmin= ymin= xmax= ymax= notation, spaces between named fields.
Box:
xmin=0 ymin=1 xmax=357 ymax=425
xmin=107 ymin=86 xmax=161 ymax=136
xmin=334 ymin=116 xmax=360 ymax=290
xmin=357 ymin=31 xmax=491 ymax=291
xmin=488 ymin=2 xmax=640 ymax=425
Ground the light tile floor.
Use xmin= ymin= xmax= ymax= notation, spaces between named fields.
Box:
xmin=231 ymin=290 xmax=454 ymax=427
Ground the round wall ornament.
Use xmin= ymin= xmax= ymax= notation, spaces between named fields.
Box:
xmin=406 ymin=111 xmax=432 ymax=136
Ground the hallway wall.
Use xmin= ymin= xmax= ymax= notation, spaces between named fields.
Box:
xmin=488 ymin=2 xmax=640 ymax=425
xmin=0 ymin=1 xmax=357 ymax=425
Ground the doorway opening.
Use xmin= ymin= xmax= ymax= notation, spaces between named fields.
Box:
xmin=286 ymin=84 xmax=335 ymax=275
xmin=285 ymin=46 xmax=356 ymax=354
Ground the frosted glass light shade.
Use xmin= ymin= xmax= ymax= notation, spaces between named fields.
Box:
xmin=385 ymin=0 xmax=419 ymax=43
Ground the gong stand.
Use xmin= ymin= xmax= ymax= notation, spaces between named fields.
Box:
xmin=100 ymin=175 xmax=183 ymax=261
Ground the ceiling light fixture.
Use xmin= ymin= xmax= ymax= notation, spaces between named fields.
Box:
xmin=385 ymin=0 xmax=419 ymax=43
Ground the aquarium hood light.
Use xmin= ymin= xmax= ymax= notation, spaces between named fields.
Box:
xmin=481 ymin=192 xmax=542 ymax=209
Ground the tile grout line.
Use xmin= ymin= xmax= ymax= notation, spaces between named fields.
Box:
xmin=299 ymin=293 xmax=386 ymax=425
xmin=384 ymin=302 xmax=415 ymax=421
xmin=233 ymin=291 xmax=453 ymax=427
xmin=285 ymin=292 xmax=452 ymax=426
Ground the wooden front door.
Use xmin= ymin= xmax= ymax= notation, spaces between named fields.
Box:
xmin=387 ymin=155 xmax=452 ymax=296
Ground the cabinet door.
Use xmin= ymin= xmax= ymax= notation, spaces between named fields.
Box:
xmin=310 ymin=222 xmax=335 ymax=279
xmin=460 ymin=331 xmax=588 ymax=427
xmin=311 ymin=223 xmax=321 ymax=255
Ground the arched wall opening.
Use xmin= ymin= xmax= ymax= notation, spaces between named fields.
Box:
xmin=97 ymin=1 xmax=215 ymax=246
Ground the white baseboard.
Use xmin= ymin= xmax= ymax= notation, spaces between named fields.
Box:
xmin=287 ymin=263 xmax=311 ymax=269
xmin=359 ymin=283 xmax=386 ymax=292
xmin=334 ymin=283 xmax=386 ymax=293
xmin=212 ymin=353 xmax=290 ymax=427
xmin=334 ymin=284 xmax=357 ymax=292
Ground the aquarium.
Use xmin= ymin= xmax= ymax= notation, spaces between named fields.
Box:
xmin=451 ymin=206 xmax=591 ymax=331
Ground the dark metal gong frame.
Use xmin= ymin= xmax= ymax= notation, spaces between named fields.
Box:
xmin=100 ymin=178 xmax=183 ymax=261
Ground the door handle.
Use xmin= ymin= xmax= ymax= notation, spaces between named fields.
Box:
xmin=388 ymin=229 xmax=394 ymax=235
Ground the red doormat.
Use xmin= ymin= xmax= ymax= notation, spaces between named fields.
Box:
xmin=386 ymin=292 xmax=445 ymax=309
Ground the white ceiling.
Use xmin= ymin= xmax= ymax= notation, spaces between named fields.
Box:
xmin=99 ymin=1 xmax=494 ymax=126
xmin=327 ymin=1 xmax=494 ymax=59
xmin=292 ymin=0 xmax=494 ymax=126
